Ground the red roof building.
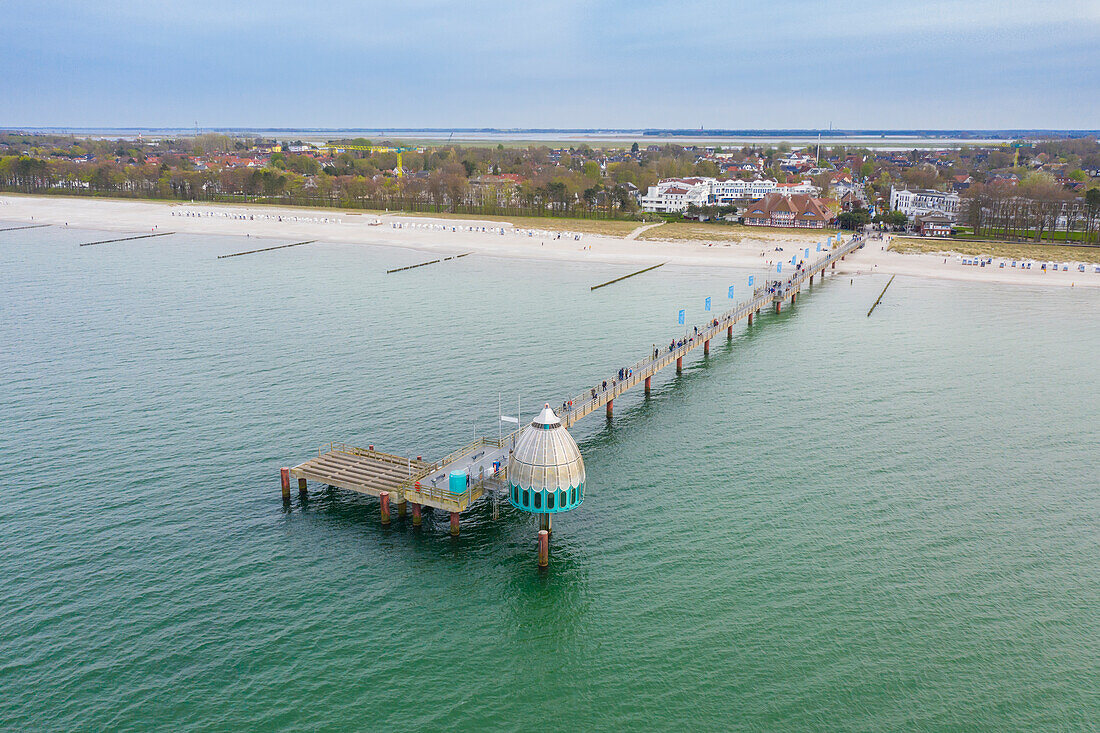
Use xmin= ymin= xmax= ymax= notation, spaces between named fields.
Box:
xmin=742 ymin=192 xmax=836 ymax=229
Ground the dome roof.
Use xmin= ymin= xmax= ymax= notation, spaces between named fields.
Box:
xmin=508 ymin=404 xmax=585 ymax=494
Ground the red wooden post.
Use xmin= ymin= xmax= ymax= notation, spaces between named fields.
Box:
xmin=704 ymin=339 xmax=710 ymax=355
xmin=676 ymin=356 xmax=682 ymax=373
xmin=748 ymin=312 xmax=753 ymax=325
xmin=538 ymin=530 xmax=549 ymax=568
xmin=775 ymin=301 xmax=782 ymax=313
xmin=606 ymin=399 xmax=613 ymax=418
xmin=411 ymin=502 xmax=422 ymax=526
xmin=644 ymin=376 xmax=651 ymax=395
xmin=380 ymin=491 xmax=391 ymax=525
xmin=280 ymin=467 xmax=290 ymax=501
xmin=450 ymin=511 xmax=460 ymax=536
xmin=727 ymin=325 xmax=733 ymax=338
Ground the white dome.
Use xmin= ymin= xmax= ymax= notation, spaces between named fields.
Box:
xmin=508 ymin=404 xmax=585 ymax=493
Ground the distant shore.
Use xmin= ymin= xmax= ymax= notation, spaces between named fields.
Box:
xmin=2 ymin=194 xmax=1097 ymax=288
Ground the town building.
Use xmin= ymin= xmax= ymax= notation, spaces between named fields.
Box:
xmin=641 ymin=177 xmax=820 ymax=211
xmin=741 ymin=192 xmax=835 ymax=229
xmin=639 ymin=178 xmax=711 ymax=212
xmin=889 ymin=186 xmax=960 ymax=222
xmin=914 ymin=212 xmax=954 ymax=237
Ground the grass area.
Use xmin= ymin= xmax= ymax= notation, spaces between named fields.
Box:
xmin=638 ymin=221 xmax=839 ymax=243
xmin=890 ymin=237 xmax=1100 ymax=264
xmin=952 ymin=230 xmax=1095 ymax=244
xmin=389 ymin=211 xmax=644 ymax=236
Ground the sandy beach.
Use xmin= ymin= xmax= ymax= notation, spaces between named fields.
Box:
xmin=2 ymin=194 xmax=1098 ymax=288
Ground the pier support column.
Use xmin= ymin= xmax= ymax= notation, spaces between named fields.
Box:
xmin=540 ymin=513 xmax=552 ymax=535
xmin=538 ymin=530 xmax=549 ymax=568
xmin=728 ymin=325 xmax=733 ymax=338
xmin=704 ymin=339 xmax=710 ymax=356
xmin=644 ymin=376 xmax=651 ymax=395
xmin=775 ymin=301 xmax=781 ymax=314
xmin=411 ymin=502 xmax=422 ymax=526
xmin=298 ymin=477 xmax=308 ymax=498
xmin=380 ymin=491 xmax=391 ymax=525
xmin=450 ymin=511 xmax=460 ymax=537
xmin=791 ymin=292 xmax=796 ymax=305
xmin=606 ymin=399 xmax=613 ymax=418
xmin=832 ymin=261 xmax=836 ymax=269
xmin=280 ymin=468 xmax=290 ymax=501
xmin=676 ymin=356 xmax=682 ymax=373
xmin=397 ymin=500 xmax=407 ymax=519
xmin=748 ymin=312 xmax=753 ymax=326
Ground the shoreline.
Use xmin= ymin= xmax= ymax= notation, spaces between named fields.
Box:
xmin=2 ymin=194 xmax=1098 ymax=288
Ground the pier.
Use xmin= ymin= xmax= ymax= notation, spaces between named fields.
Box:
xmin=284 ymin=234 xmax=866 ymax=535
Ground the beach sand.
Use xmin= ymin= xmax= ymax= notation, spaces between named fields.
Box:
xmin=2 ymin=194 xmax=1097 ymax=288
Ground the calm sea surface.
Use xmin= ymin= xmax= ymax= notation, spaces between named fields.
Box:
xmin=1 ymin=224 xmax=1097 ymax=731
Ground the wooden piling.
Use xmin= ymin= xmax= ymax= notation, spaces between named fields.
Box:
xmin=280 ymin=467 xmax=290 ymax=501
xmin=644 ymin=376 xmax=651 ymax=395
xmin=411 ymin=502 xmax=422 ymax=526
xmin=450 ymin=511 xmax=460 ymax=536
xmin=397 ymin=500 xmax=407 ymax=519
xmin=775 ymin=301 xmax=781 ymax=313
xmin=728 ymin=325 xmax=733 ymax=338
xmin=590 ymin=261 xmax=666 ymax=290
xmin=79 ymin=231 xmax=174 ymax=247
xmin=380 ymin=491 xmax=391 ymax=525
xmin=606 ymin=399 xmax=613 ymax=418
xmin=748 ymin=312 xmax=753 ymax=325
xmin=704 ymin=339 xmax=710 ymax=355
xmin=298 ymin=477 xmax=307 ymax=498
xmin=538 ymin=530 xmax=549 ymax=568
xmin=676 ymin=356 xmax=682 ymax=373
xmin=218 ymin=240 xmax=315 ymax=259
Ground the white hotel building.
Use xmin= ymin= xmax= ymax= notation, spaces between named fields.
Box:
xmin=890 ymin=186 xmax=961 ymax=222
xmin=642 ymin=177 xmax=819 ymax=212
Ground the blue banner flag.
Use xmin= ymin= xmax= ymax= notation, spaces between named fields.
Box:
xmin=805 ymin=248 xmax=810 ymax=258
xmin=777 ymin=263 xmax=782 ymax=273
xmin=817 ymin=243 xmax=821 ymax=252
xmin=728 ymin=285 xmax=734 ymax=299
xmin=748 ymin=275 xmax=754 ymax=286
xmin=678 ymin=309 xmax=685 ymax=325
xmin=792 ymin=255 xmax=797 ymax=264
xmin=705 ymin=297 xmax=711 ymax=312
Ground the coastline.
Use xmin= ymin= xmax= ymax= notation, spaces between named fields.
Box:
xmin=2 ymin=194 xmax=1097 ymax=288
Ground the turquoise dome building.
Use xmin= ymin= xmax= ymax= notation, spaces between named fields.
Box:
xmin=508 ymin=404 xmax=585 ymax=514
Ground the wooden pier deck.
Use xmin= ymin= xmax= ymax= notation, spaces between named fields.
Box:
xmin=286 ymin=234 xmax=866 ymax=523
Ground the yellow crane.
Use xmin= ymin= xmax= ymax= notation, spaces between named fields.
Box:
xmin=320 ymin=144 xmax=423 ymax=176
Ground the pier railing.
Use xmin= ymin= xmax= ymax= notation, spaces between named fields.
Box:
xmin=556 ymin=235 xmax=864 ymax=427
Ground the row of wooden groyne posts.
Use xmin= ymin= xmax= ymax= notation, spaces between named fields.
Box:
xmin=280 ymin=234 xmax=867 ymax=561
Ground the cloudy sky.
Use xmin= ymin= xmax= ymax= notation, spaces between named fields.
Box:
xmin=4 ymin=0 xmax=1098 ymax=129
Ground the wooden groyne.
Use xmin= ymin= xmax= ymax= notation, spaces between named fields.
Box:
xmin=79 ymin=232 xmax=175 ymax=247
xmin=867 ymin=275 xmax=896 ymax=317
xmin=0 ymin=224 xmax=50 ymax=232
xmin=218 ymin=240 xmax=317 ymax=259
xmin=387 ymin=252 xmax=470 ymax=274
xmin=590 ymin=262 xmax=666 ymax=290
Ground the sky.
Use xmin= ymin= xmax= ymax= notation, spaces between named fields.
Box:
xmin=4 ymin=0 xmax=1099 ymax=130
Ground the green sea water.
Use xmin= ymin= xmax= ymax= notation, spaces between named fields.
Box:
xmin=1 ymin=224 xmax=1098 ymax=731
